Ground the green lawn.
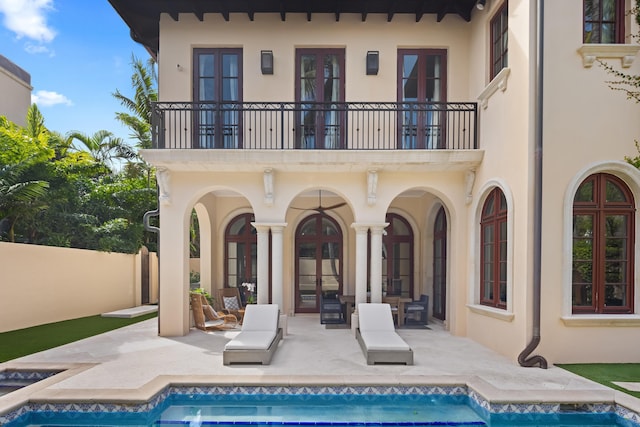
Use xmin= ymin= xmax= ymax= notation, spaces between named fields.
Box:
xmin=557 ymin=363 xmax=640 ymax=399
xmin=0 ymin=313 xmax=157 ymax=363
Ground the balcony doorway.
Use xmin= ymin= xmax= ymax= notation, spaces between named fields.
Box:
xmin=295 ymin=48 xmax=345 ymax=149
xmin=295 ymin=214 xmax=343 ymax=313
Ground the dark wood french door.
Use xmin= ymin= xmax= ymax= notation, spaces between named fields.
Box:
xmin=295 ymin=214 xmax=343 ymax=313
xmin=432 ymin=207 xmax=447 ymax=320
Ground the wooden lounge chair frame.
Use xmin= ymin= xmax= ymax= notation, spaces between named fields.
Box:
xmin=190 ymin=293 xmax=238 ymax=331
xmin=216 ymin=287 xmax=246 ymax=323
xmin=355 ymin=303 xmax=413 ymax=365
xmin=223 ymin=304 xmax=283 ymax=365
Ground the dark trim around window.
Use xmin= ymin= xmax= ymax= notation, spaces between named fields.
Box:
xmin=490 ymin=2 xmax=508 ymax=81
xmin=480 ymin=188 xmax=507 ymax=309
xmin=583 ymin=0 xmax=625 ymax=44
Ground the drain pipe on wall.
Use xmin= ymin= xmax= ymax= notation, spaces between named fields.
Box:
xmin=143 ymin=203 xmax=160 ymax=335
xmin=518 ymin=0 xmax=548 ymax=369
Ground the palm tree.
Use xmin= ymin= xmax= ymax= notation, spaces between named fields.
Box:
xmin=67 ymin=130 xmax=137 ymax=171
xmin=112 ymin=55 xmax=158 ymax=149
xmin=0 ymin=162 xmax=49 ymax=242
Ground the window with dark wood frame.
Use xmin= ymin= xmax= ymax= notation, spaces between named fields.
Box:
xmin=572 ymin=173 xmax=635 ymax=314
xmin=480 ymin=188 xmax=507 ymax=309
xmin=490 ymin=2 xmax=508 ymax=81
xmin=583 ymin=0 xmax=626 ymax=44
xmin=193 ymin=48 xmax=243 ymax=149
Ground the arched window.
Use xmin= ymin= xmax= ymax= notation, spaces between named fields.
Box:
xmin=572 ymin=173 xmax=634 ymax=314
xmin=225 ymin=213 xmax=257 ymax=290
xmin=480 ymin=188 xmax=507 ymax=309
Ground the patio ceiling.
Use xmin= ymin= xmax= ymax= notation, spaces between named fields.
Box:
xmin=108 ymin=0 xmax=479 ymax=58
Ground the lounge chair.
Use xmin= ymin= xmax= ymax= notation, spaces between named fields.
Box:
xmin=404 ymin=294 xmax=429 ymax=326
xmin=216 ymin=287 xmax=246 ymax=323
xmin=190 ymin=293 xmax=238 ymax=331
xmin=223 ymin=304 xmax=283 ymax=365
xmin=320 ymin=292 xmax=346 ymax=324
xmin=356 ymin=303 xmax=413 ymax=365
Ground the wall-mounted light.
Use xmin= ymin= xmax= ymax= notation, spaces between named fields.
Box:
xmin=261 ymin=50 xmax=273 ymax=75
xmin=366 ymin=51 xmax=379 ymax=75
xmin=476 ymin=0 xmax=486 ymax=10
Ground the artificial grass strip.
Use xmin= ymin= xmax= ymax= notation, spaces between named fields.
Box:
xmin=557 ymin=363 xmax=640 ymax=399
xmin=0 ymin=312 xmax=157 ymax=363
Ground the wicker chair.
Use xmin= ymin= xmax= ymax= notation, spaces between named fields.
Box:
xmin=190 ymin=293 xmax=238 ymax=331
xmin=216 ymin=287 xmax=246 ymax=323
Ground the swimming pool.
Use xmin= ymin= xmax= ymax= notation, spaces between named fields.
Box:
xmin=0 ymin=369 xmax=62 ymax=397
xmin=3 ymin=385 xmax=640 ymax=426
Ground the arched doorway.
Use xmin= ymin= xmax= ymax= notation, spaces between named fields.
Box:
xmin=382 ymin=213 xmax=413 ymax=298
xmin=432 ymin=207 xmax=447 ymax=320
xmin=295 ymin=214 xmax=343 ymax=313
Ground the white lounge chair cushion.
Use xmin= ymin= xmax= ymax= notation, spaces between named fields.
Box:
xmin=359 ymin=331 xmax=411 ymax=351
xmin=240 ymin=304 xmax=279 ymax=332
xmin=225 ymin=330 xmax=277 ymax=350
xmin=357 ymin=303 xmax=396 ymax=332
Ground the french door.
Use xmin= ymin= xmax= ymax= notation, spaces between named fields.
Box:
xmin=193 ymin=48 xmax=242 ymax=148
xmin=295 ymin=214 xmax=343 ymax=313
xmin=295 ymin=49 xmax=345 ymax=149
xmin=398 ymin=49 xmax=447 ymax=149
xmin=432 ymin=207 xmax=447 ymax=320
xmin=382 ymin=214 xmax=413 ymax=298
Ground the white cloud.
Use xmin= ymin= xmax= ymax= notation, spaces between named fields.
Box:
xmin=31 ymin=90 xmax=73 ymax=107
xmin=25 ymin=42 xmax=54 ymax=56
xmin=0 ymin=0 xmax=56 ymax=43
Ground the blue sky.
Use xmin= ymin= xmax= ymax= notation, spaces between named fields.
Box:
xmin=0 ymin=0 xmax=150 ymax=145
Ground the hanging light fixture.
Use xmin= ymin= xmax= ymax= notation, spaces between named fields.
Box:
xmin=476 ymin=0 xmax=487 ymax=10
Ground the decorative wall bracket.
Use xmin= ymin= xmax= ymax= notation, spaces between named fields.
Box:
xmin=367 ymin=169 xmax=378 ymax=206
xmin=465 ymin=169 xmax=476 ymax=205
xmin=263 ymin=168 xmax=274 ymax=206
xmin=578 ymin=44 xmax=640 ymax=68
xmin=156 ymin=167 xmax=171 ymax=206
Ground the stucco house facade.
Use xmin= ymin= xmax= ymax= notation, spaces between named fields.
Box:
xmin=109 ymin=0 xmax=640 ymax=365
xmin=0 ymin=54 xmax=31 ymax=127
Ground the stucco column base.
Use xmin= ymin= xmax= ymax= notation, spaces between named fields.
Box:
xmin=279 ymin=314 xmax=288 ymax=336
xmin=351 ymin=313 xmax=359 ymax=337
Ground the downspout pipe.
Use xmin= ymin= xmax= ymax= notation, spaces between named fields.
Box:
xmin=518 ymin=0 xmax=548 ymax=369
xmin=143 ymin=199 xmax=160 ymax=335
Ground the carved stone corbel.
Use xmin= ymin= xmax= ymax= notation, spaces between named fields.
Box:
xmin=367 ymin=169 xmax=378 ymax=206
xmin=263 ymin=168 xmax=274 ymax=206
xmin=465 ymin=169 xmax=476 ymax=205
xmin=156 ymin=167 xmax=171 ymax=206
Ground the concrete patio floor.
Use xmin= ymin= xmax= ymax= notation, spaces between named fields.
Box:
xmin=2 ymin=314 xmax=639 ymax=416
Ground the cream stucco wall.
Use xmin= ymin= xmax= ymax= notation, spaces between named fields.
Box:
xmin=0 ymin=55 xmax=31 ymax=127
xmin=537 ymin=0 xmax=640 ymax=363
xmin=0 ymin=243 xmax=153 ymax=332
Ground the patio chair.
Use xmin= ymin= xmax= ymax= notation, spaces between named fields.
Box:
xmin=216 ymin=287 xmax=246 ymax=323
xmin=355 ymin=303 xmax=413 ymax=365
xmin=190 ymin=293 xmax=238 ymax=331
xmin=223 ymin=304 xmax=283 ymax=365
xmin=320 ymin=292 xmax=346 ymax=324
xmin=404 ymin=294 xmax=429 ymax=326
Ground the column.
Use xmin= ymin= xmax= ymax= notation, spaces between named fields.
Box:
xmin=270 ymin=224 xmax=287 ymax=309
xmin=369 ymin=224 xmax=388 ymax=303
xmin=351 ymin=224 xmax=369 ymax=310
xmin=252 ymin=223 xmax=271 ymax=305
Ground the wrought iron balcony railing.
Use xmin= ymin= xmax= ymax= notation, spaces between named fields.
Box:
xmin=151 ymin=102 xmax=478 ymax=150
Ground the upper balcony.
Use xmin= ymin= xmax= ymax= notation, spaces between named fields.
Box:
xmin=151 ymin=101 xmax=478 ymax=151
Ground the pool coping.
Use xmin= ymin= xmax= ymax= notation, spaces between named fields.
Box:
xmin=1 ymin=363 xmax=640 ymax=425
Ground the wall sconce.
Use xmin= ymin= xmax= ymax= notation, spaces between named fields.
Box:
xmin=261 ymin=50 xmax=273 ymax=75
xmin=476 ymin=0 xmax=486 ymax=10
xmin=366 ymin=51 xmax=379 ymax=75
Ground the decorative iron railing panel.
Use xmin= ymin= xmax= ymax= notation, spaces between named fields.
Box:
xmin=151 ymin=102 xmax=478 ymax=150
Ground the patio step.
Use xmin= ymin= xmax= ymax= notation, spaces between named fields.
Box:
xmin=101 ymin=305 xmax=158 ymax=318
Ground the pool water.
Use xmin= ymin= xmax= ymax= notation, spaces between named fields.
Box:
xmin=5 ymin=393 xmax=638 ymax=427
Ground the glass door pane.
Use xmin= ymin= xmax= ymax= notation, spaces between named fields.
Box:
xmin=298 ymin=243 xmax=317 ymax=310
xmin=321 ymin=242 xmax=340 ymax=294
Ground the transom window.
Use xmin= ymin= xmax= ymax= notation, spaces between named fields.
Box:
xmin=490 ymin=2 xmax=508 ymax=80
xmin=572 ymin=173 xmax=634 ymax=314
xmin=584 ymin=0 xmax=625 ymax=44
xmin=480 ymin=188 xmax=507 ymax=309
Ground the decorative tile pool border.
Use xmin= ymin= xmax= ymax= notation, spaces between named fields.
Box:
xmin=2 ymin=384 xmax=640 ymax=426
xmin=0 ymin=369 xmax=62 ymax=382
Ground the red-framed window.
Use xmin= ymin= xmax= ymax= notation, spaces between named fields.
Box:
xmin=584 ymin=0 xmax=626 ymax=44
xmin=480 ymin=188 xmax=507 ymax=309
xmin=490 ymin=2 xmax=508 ymax=80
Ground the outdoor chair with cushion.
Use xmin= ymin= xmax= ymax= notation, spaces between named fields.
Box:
xmin=190 ymin=293 xmax=238 ymax=331
xmin=404 ymin=294 xmax=429 ymax=326
xmin=216 ymin=287 xmax=246 ymax=323
xmin=223 ymin=303 xmax=283 ymax=365
xmin=320 ymin=292 xmax=346 ymax=324
xmin=355 ymin=303 xmax=413 ymax=365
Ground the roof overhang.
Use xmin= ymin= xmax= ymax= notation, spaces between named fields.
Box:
xmin=108 ymin=0 xmax=479 ymax=59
